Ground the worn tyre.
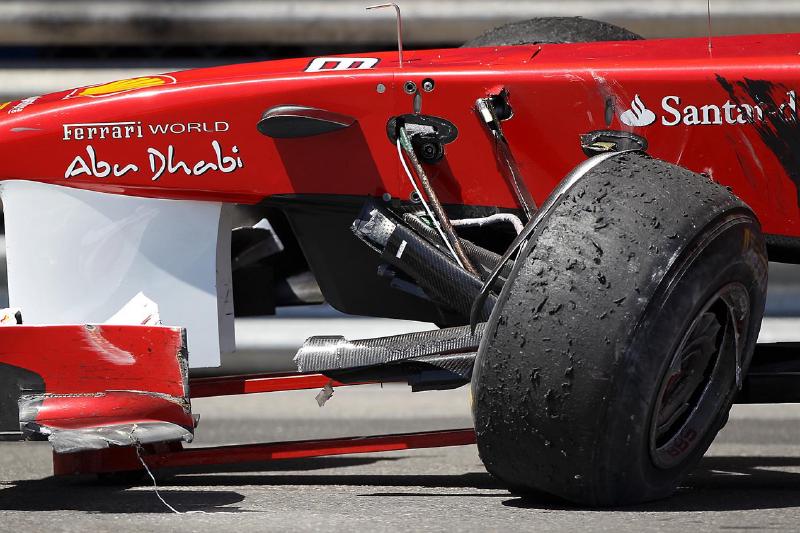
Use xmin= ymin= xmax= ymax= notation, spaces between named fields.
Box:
xmin=462 ymin=17 xmax=642 ymax=48
xmin=472 ymin=152 xmax=768 ymax=506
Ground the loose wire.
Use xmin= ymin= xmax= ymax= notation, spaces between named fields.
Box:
xmin=396 ymin=135 xmax=464 ymax=268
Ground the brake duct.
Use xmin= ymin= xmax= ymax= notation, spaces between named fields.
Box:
xmin=402 ymin=213 xmax=512 ymax=284
xmin=352 ymin=206 xmax=495 ymax=321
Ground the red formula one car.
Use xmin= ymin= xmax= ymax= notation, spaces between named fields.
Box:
xmin=0 ymin=16 xmax=797 ymax=506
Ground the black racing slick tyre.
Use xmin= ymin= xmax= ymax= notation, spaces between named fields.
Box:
xmin=462 ymin=17 xmax=643 ymax=48
xmin=471 ymin=152 xmax=768 ymax=506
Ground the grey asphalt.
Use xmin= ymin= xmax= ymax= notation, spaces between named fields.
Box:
xmin=3 ymin=385 xmax=800 ymax=532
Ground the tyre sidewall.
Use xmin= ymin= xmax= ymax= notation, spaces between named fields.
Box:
xmin=595 ymin=213 xmax=767 ymax=504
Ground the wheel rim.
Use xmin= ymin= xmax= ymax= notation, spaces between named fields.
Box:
xmin=649 ymin=282 xmax=750 ymax=469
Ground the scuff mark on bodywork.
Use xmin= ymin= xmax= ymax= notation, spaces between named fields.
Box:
xmin=589 ymin=72 xmax=620 ymax=128
xmin=716 ymin=75 xmax=800 ymax=204
xmin=84 ymin=324 xmax=136 ymax=365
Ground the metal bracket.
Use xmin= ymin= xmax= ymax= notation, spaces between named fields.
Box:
xmin=475 ymin=91 xmax=536 ymax=220
xmin=580 ymin=129 xmax=648 ymax=157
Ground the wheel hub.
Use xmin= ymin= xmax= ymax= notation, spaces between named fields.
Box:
xmin=649 ymin=283 xmax=750 ymax=469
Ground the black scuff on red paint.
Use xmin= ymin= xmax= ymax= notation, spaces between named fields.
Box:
xmin=716 ymin=75 xmax=800 ymax=205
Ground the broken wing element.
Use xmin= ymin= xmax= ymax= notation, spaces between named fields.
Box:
xmin=0 ymin=324 xmax=193 ymax=453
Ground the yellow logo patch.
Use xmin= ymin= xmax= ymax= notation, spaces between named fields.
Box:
xmin=66 ymin=75 xmax=176 ymax=98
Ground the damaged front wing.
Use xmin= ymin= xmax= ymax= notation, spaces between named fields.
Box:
xmin=0 ymin=324 xmax=194 ymax=453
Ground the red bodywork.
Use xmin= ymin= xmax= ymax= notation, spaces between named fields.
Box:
xmin=0 ymin=33 xmax=798 ymax=473
xmin=0 ymin=324 xmax=193 ymax=453
xmin=0 ymin=34 xmax=797 ymax=234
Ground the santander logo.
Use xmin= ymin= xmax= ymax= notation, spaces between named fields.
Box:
xmin=619 ymin=95 xmax=657 ymax=127
xmin=617 ymin=90 xmax=797 ymax=128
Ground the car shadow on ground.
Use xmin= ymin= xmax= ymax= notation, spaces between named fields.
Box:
xmin=0 ymin=456 xmax=390 ymax=514
xmin=502 ymin=455 xmax=800 ymax=511
xmin=0 ymin=478 xmax=247 ymax=514
xmin=121 ymin=454 xmax=800 ymax=511
xmin=5 ymin=454 xmax=800 ymax=513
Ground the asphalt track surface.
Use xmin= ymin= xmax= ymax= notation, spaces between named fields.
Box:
xmin=3 ymin=383 xmax=800 ymax=532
